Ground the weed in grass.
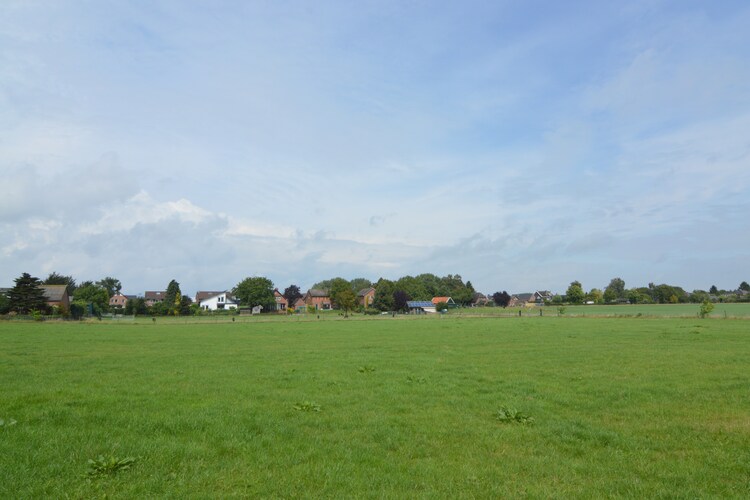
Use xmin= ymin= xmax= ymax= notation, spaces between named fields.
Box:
xmin=0 ymin=418 xmax=18 ymax=428
xmin=406 ymin=375 xmax=427 ymax=384
xmin=86 ymin=455 xmax=137 ymax=477
xmin=495 ymin=406 xmax=535 ymax=425
xmin=358 ymin=365 xmax=375 ymax=374
xmin=293 ymin=401 xmax=321 ymax=412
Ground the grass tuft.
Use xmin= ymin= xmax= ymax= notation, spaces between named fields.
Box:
xmin=86 ymin=455 xmax=137 ymax=477
xmin=495 ymin=406 xmax=535 ymax=425
xmin=293 ymin=401 xmax=321 ymax=412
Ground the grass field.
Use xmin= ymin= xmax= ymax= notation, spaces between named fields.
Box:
xmin=1 ymin=316 xmax=749 ymax=497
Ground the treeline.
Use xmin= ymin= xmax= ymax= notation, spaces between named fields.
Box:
xmin=552 ymin=278 xmax=750 ymax=305
xmin=370 ymin=274 xmax=475 ymax=311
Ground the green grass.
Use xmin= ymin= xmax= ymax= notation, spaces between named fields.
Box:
xmin=1 ymin=316 xmax=749 ymax=497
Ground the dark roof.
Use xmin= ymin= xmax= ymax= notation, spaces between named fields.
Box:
xmin=195 ymin=291 xmax=226 ymax=303
xmin=41 ymin=285 xmax=68 ymax=302
xmin=307 ymin=289 xmax=329 ymax=298
xmin=145 ymin=291 xmax=166 ymax=300
xmin=407 ymin=301 xmax=434 ymax=308
xmin=198 ymin=291 xmax=236 ymax=303
xmin=514 ymin=293 xmax=533 ymax=301
xmin=358 ymin=287 xmax=376 ymax=297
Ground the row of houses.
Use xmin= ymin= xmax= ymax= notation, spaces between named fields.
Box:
xmin=107 ymin=287 xmax=379 ymax=313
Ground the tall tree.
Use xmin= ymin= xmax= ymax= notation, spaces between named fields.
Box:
xmin=349 ymin=278 xmax=373 ymax=293
xmin=604 ymin=277 xmax=626 ymax=303
xmin=709 ymin=285 xmax=718 ymax=294
xmin=233 ymin=277 xmax=275 ymax=311
xmin=739 ymin=281 xmax=750 ymax=292
xmin=492 ymin=291 xmax=511 ymax=308
xmin=373 ymin=278 xmax=395 ymax=311
xmin=334 ymin=288 xmax=357 ymax=316
xmin=164 ymin=280 xmax=182 ymax=315
xmin=329 ymin=278 xmax=352 ymax=309
xmin=283 ymin=285 xmax=303 ymax=305
xmin=96 ymin=277 xmax=122 ymax=298
xmin=9 ymin=273 xmax=48 ymax=314
xmin=565 ymin=281 xmax=585 ymax=304
xmin=44 ymin=272 xmax=77 ymax=296
xmin=393 ymin=290 xmax=411 ymax=312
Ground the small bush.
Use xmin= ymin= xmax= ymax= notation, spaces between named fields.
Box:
xmin=698 ymin=300 xmax=715 ymax=319
xmin=358 ymin=365 xmax=375 ymax=374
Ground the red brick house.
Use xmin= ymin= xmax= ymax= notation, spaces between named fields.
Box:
xmin=41 ymin=285 xmax=70 ymax=310
xmin=144 ymin=291 xmax=166 ymax=307
xmin=274 ymin=289 xmax=288 ymax=312
xmin=358 ymin=287 xmax=376 ymax=308
xmin=304 ymin=289 xmax=332 ymax=310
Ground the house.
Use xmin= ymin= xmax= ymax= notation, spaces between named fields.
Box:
xmin=304 ymin=289 xmax=332 ymax=310
xmin=199 ymin=291 xmax=238 ymax=311
xmin=358 ymin=287 xmax=376 ymax=308
xmin=472 ymin=293 xmax=491 ymax=306
xmin=533 ymin=291 xmax=553 ymax=304
xmin=509 ymin=293 xmax=533 ymax=307
xmin=109 ymin=292 xmax=134 ymax=308
xmin=293 ymin=297 xmax=307 ymax=312
xmin=407 ymin=300 xmax=437 ymax=314
xmin=273 ymin=289 xmax=288 ymax=312
xmin=431 ymin=296 xmax=456 ymax=308
xmin=144 ymin=291 xmax=167 ymax=307
xmin=41 ymin=285 xmax=70 ymax=310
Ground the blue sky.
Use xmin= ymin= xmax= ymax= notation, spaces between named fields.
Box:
xmin=1 ymin=0 xmax=749 ymax=296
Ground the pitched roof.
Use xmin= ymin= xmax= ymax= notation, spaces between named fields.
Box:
xmin=306 ymin=289 xmax=329 ymax=298
xmin=358 ymin=287 xmax=376 ymax=297
xmin=198 ymin=291 xmax=236 ymax=304
xmin=145 ymin=291 xmax=166 ymax=300
xmin=195 ymin=291 xmax=226 ymax=303
xmin=41 ymin=285 xmax=68 ymax=302
xmin=431 ymin=296 xmax=454 ymax=304
xmin=514 ymin=293 xmax=533 ymax=301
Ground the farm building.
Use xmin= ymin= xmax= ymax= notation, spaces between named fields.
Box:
xmin=407 ymin=301 xmax=437 ymax=314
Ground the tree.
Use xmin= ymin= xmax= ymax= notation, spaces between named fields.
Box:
xmin=349 ymin=278 xmax=373 ymax=293
xmin=393 ymin=290 xmax=411 ymax=312
xmin=179 ymin=295 xmax=193 ymax=316
xmin=73 ymin=283 xmax=110 ymax=314
xmin=604 ymin=277 xmax=626 ymax=303
xmin=739 ymin=281 xmax=750 ymax=292
xmin=8 ymin=273 xmax=48 ymax=314
xmin=96 ymin=277 xmax=122 ymax=298
xmin=125 ymin=297 xmax=148 ymax=316
xmin=698 ymin=299 xmax=715 ymax=319
xmin=164 ymin=280 xmax=182 ymax=315
xmin=334 ymin=288 xmax=357 ymax=316
xmin=44 ymin=272 xmax=77 ymax=296
xmin=709 ymin=285 xmax=718 ymax=295
xmin=328 ymin=278 xmax=352 ymax=309
xmin=492 ymin=291 xmax=511 ymax=308
xmin=587 ymin=288 xmax=604 ymax=304
xmin=283 ymin=285 xmax=303 ymax=306
xmin=565 ymin=281 xmax=585 ymax=304
xmin=373 ymin=278 xmax=395 ymax=311
xmin=233 ymin=277 xmax=275 ymax=311
xmin=0 ymin=291 xmax=10 ymax=314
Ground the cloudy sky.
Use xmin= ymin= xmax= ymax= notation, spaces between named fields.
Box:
xmin=1 ymin=1 xmax=749 ymax=296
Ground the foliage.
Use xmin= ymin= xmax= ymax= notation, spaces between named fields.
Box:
xmin=0 ymin=417 xmax=18 ymax=427
xmin=492 ymin=291 xmax=511 ymax=308
xmin=125 ymin=297 xmax=148 ymax=316
xmin=9 ymin=273 xmax=49 ymax=314
xmin=0 ymin=292 xmax=9 ymax=314
xmin=358 ymin=365 xmax=376 ymax=374
xmin=164 ymin=280 xmax=182 ymax=315
xmin=604 ymin=277 xmax=626 ymax=303
xmin=434 ymin=301 xmax=448 ymax=312
xmin=349 ymin=278 xmax=373 ymax=293
xmin=95 ymin=277 xmax=122 ymax=298
xmin=333 ymin=288 xmax=357 ymax=316
xmin=698 ymin=300 xmax=715 ymax=319
xmin=557 ymin=306 xmax=566 ymax=316
xmin=73 ymin=284 xmax=110 ymax=315
xmin=565 ymin=281 xmax=585 ymax=305
xmin=393 ymin=290 xmax=411 ymax=312
xmin=709 ymin=285 xmax=718 ymax=294
xmin=87 ymin=455 xmax=137 ymax=477
xmin=293 ymin=401 xmax=321 ymax=412
xmin=234 ymin=277 xmax=275 ymax=311
xmin=586 ymin=288 xmax=604 ymax=304
xmin=283 ymin=285 xmax=303 ymax=306
xmin=373 ymin=278 xmax=396 ymax=311
xmin=495 ymin=406 xmax=534 ymax=425
xmin=44 ymin=272 xmax=77 ymax=296
xmin=740 ymin=281 xmax=750 ymax=292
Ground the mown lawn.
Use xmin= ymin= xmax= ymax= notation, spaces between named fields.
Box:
xmin=1 ymin=316 xmax=749 ymax=497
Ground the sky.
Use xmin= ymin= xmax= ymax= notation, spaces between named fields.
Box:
xmin=1 ymin=0 xmax=749 ymax=296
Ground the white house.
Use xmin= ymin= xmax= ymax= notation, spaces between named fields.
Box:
xmin=199 ymin=292 xmax=238 ymax=311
